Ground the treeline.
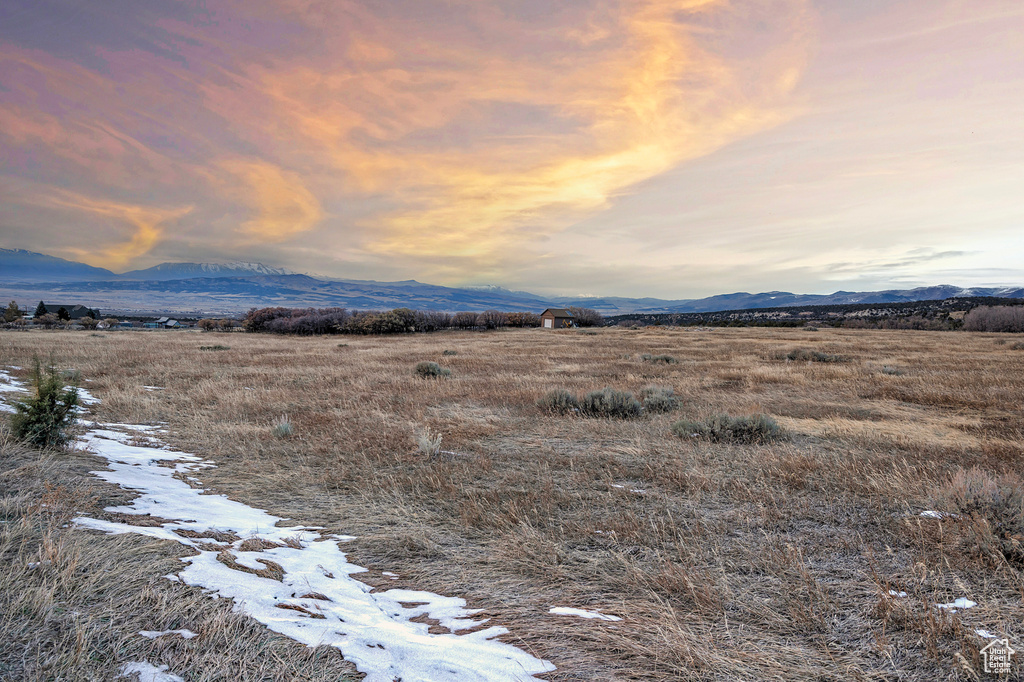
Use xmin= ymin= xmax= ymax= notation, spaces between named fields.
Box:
xmin=243 ymin=306 xmax=603 ymax=335
xmin=963 ymin=305 xmax=1024 ymax=333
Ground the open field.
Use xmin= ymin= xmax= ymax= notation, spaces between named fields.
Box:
xmin=3 ymin=326 xmax=1024 ymax=680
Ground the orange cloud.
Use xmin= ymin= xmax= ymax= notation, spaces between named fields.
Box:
xmin=204 ymin=0 xmax=815 ymax=264
xmin=217 ymin=160 xmax=324 ymax=242
xmin=0 ymin=0 xmax=816 ymax=278
xmin=45 ymin=192 xmax=192 ymax=269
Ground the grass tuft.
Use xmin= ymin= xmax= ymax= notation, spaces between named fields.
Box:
xmin=271 ymin=415 xmax=293 ymax=438
xmin=415 ymin=429 xmax=443 ymax=459
xmin=639 ymin=353 xmax=677 ymax=364
xmin=199 ymin=345 xmax=231 ymax=351
xmin=785 ymin=348 xmax=844 ymax=363
xmin=933 ymin=468 xmax=1024 ymax=566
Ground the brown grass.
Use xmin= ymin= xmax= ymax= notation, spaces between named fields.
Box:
xmin=3 ymin=326 xmax=1024 ymax=679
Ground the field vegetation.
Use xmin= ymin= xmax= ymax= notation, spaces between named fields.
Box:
xmin=2 ymin=326 xmax=1024 ymax=679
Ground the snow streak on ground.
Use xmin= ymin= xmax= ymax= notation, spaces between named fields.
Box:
xmin=138 ymin=629 xmax=198 ymax=640
xmin=119 ymin=661 xmax=185 ymax=682
xmin=0 ymin=370 xmax=554 ymax=682
xmin=548 ymin=607 xmax=621 ymax=622
xmin=936 ymin=598 xmax=977 ymax=612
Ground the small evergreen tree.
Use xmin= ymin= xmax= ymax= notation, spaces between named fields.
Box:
xmin=34 ymin=301 xmax=47 ymax=319
xmin=10 ymin=360 xmax=80 ymax=449
xmin=56 ymin=307 xmax=71 ymax=321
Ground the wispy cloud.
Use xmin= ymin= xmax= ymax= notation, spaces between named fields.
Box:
xmin=42 ymin=191 xmax=192 ymax=269
xmin=215 ymin=160 xmax=324 ymax=242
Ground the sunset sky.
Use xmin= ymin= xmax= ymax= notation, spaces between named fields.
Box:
xmin=1 ymin=0 xmax=1022 ymax=298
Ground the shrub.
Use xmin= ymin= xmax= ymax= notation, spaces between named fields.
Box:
xmin=79 ymin=316 xmax=98 ymax=330
xmin=271 ymin=415 xmax=293 ymax=438
xmin=10 ymin=361 xmax=80 ymax=449
xmin=640 ymin=353 xmax=677 ymax=364
xmin=36 ymin=313 xmax=58 ymax=328
xmin=1011 ymin=341 xmax=1024 ymax=350
xmin=670 ymin=419 xmax=710 ymax=439
xmin=199 ymin=345 xmax=231 ymax=351
xmin=414 ymin=361 xmax=450 ymax=378
xmin=934 ymin=467 xmax=1024 ymax=566
xmin=785 ymin=348 xmax=844 ymax=363
xmin=442 ymin=350 xmax=458 ymax=356
xmin=640 ymin=386 xmax=678 ymax=413
xmin=579 ymin=387 xmax=642 ymax=419
xmin=672 ymin=414 xmax=785 ymax=444
xmin=536 ymin=389 xmax=578 ymax=414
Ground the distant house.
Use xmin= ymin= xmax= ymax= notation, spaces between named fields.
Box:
xmin=40 ymin=304 xmax=100 ymax=320
xmin=540 ymin=308 xmax=575 ymax=329
xmin=164 ymin=319 xmax=181 ymax=328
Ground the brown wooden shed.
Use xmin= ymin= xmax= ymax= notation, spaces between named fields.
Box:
xmin=540 ymin=308 xmax=575 ymax=329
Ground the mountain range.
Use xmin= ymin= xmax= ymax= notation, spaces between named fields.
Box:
xmin=1 ymin=248 xmax=1022 ymax=316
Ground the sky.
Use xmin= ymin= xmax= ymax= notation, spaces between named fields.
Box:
xmin=0 ymin=0 xmax=1022 ymax=298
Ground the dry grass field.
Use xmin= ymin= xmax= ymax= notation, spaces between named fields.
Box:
xmin=2 ymin=326 xmax=1024 ymax=680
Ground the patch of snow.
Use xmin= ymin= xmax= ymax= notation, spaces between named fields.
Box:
xmin=887 ymin=590 xmax=908 ymax=598
xmin=118 ymin=662 xmax=184 ymax=682
xmin=139 ymin=629 xmax=198 ymax=640
xmin=0 ymin=369 xmax=26 ymax=393
xmin=936 ymin=598 xmax=977 ymax=612
xmin=549 ymin=607 xmax=621 ymax=622
xmin=74 ymin=415 xmax=554 ymax=681
xmin=920 ymin=510 xmax=959 ymax=520
xmin=76 ymin=387 xmax=100 ymax=405
xmin=142 ymin=386 xmax=166 ymax=391
xmin=383 ymin=571 xmax=399 ymax=579
xmin=976 ymin=629 xmax=998 ymax=639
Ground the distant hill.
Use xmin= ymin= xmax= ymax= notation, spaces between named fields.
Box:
xmin=121 ymin=261 xmax=296 ymax=280
xmin=640 ymin=286 xmax=1024 ymax=314
xmin=0 ymin=248 xmax=1021 ymax=315
xmin=0 ymin=248 xmax=118 ymax=282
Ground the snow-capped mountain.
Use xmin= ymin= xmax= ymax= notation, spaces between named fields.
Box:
xmin=120 ymin=261 xmax=297 ymax=280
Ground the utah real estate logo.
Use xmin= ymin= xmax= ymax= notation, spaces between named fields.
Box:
xmin=980 ymin=638 xmax=1015 ymax=675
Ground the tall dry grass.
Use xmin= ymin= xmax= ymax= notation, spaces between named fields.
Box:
xmin=2 ymin=326 xmax=1023 ymax=679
